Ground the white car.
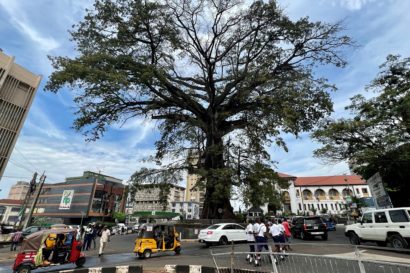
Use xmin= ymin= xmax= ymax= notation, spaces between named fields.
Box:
xmin=198 ymin=223 xmax=247 ymax=246
xmin=345 ymin=207 xmax=410 ymax=249
xmin=132 ymin=224 xmax=140 ymax=232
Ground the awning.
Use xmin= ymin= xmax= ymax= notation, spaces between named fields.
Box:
xmin=132 ymin=211 xmax=180 ymax=219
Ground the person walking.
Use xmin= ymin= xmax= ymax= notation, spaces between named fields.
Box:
xmin=254 ymin=219 xmax=268 ymax=266
xmin=10 ymin=229 xmax=23 ymax=251
xmin=98 ymin=226 xmax=111 ymax=257
xmin=246 ymin=220 xmax=255 ymax=263
xmin=282 ymin=218 xmax=292 ymax=251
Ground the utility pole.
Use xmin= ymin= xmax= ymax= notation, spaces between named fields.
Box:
xmin=18 ymin=172 xmax=37 ymax=229
xmin=23 ymin=172 xmax=46 ymax=229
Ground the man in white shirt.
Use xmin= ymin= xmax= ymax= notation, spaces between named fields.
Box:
xmin=98 ymin=226 xmax=111 ymax=257
xmin=246 ymin=220 xmax=255 ymax=262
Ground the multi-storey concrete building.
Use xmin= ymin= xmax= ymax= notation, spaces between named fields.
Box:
xmin=24 ymin=171 xmax=126 ymax=224
xmin=171 ymin=201 xmax=200 ymax=219
xmin=0 ymin=51 xmax=41 ymax=180
xmin=133 ymin=184 xmax=185 ymax=212
xmin=0 ymin=199 xmax=22 ymax=225
xmin=261 ymin=173 xmax=372 ymax=215
xmin=7 ymin=181 xmax=29 ymax=200
xmin=184 ymin=150 xmax=205 ymax=215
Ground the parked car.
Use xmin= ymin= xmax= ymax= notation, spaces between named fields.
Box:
xmin=345 ymin=207 xmax=410 ymax=249
xmin=22 ymin=226 xmax=46 ymax=237
xmin=292 ymin=216 xmax=328 ymax=240
xmin=198 ymin=223 xmax=247 ymax=246
xmin=321 ymin=215 xmax=337 ymax=231
xmin=132 ymin=224 xmax=140 ymax=232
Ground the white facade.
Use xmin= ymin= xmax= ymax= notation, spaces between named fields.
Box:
xmin=133 ymin=184 xmax=185 ymax=212
xmin=261 ymin=174 xmax=372 ymax=215
xmin=0 ymin=199 xmax=22 ymax=225
xmin=171 ymin=201 xmax=200 ymax=219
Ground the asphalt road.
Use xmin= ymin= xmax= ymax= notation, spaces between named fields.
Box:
xmin=1 ymin=227 xmax=409 ymax=273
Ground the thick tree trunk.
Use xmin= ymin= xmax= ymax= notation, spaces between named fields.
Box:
xmin=200 ymin=134 xmax=235 ymax=219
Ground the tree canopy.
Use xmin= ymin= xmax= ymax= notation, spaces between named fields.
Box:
xmin=46 ymin=0 xmax=352 ymax=218
xmin=313 ymin=55 xmax=410 ymax=206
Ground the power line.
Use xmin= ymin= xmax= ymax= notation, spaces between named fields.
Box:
xmin=14 ymin=146 xmax=38 ymax=173
xmin=8 ymin=159 xmax=35 ymax=173
xmin=2 ymin=175 xmax=32 ymax=179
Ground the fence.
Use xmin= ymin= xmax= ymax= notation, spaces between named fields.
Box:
xmin=210 ymin=243 xmax=410 ymax=273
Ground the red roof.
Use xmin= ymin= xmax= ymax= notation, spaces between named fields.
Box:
xmin=0 ymin=199 xmax=23 ymax=205
xmin=277 ymin=172 xmax=297 ymax=178
xmin=294 ymin=175 xmax=366 ymax=187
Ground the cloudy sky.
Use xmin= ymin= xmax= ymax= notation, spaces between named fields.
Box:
xmin=0 ymin=0 xmax=409 ymax=199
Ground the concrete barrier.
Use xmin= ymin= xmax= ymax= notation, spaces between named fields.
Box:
xmin=55 ymin=265 xmax=143 ymax=273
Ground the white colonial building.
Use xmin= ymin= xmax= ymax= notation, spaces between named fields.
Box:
xmin=261 ymin=173 xmax=372 ymax=215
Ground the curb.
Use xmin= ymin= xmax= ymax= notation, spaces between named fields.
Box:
xmin=165 ymin=265 xmax=216 ymax=273
xmin=53 ymin=265 xmax=143 ymax=273
xmin=165 ymin=265 xmax=268 ymax=273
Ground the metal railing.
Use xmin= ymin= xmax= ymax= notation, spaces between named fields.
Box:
xmin=210 ymin=243 xmax=410 ymax=273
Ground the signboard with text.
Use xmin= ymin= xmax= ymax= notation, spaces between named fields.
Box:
xmin=59 ymin=190 xmax=74 ymax=210
xmin=367 ymin=172 xmax=393 ymax=209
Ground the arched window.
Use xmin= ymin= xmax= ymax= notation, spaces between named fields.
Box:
xmin=342 ymin=188 xmax=353 ymax=197
xmin=314 ymin=189 xmax=326 ymax=200
xmin=282 ymin=191 xmax=291 ymax=203
xmin=329 ymin=189 xmax=340 ymax=200
xmin=303 ymin=189 xmax=313 ymax=200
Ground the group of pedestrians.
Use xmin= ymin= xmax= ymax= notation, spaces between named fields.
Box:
xmin=246 ymin=218 xmax=292 ymax=266
xmin=78 ymin=224 xmax=111 ymax=256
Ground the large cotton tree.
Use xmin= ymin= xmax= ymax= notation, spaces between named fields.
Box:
xmin=46 ymin=0 xmax=352 ymax=218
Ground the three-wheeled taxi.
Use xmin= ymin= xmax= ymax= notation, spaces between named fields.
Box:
xmin=13 ymin=228 xmax=86 ymax=273
xmin=133 ymin=223 xmax=181 ymax=258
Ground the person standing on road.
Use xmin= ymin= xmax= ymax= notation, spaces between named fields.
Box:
xmin=98 ymin=226 xmax=111 ymax=257
xmin=83 ymin=224 xmax=93 ymax=250
xmin=91 ymin=224 xmax=97 ymax=250
xmin=10 ymin=229 xmax=23 ymax=251
xmin=246 ymin=220 xmax=255 ymax=262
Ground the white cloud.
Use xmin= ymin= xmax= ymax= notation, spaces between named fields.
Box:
xmin=0 ymin=0 xmax=60 ymax=52
xmin=339 ymin=0 xmax=372 ymax=10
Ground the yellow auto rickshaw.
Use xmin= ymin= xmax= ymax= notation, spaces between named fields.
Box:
xmin=133 ymin=223 xmax=181 ymax=258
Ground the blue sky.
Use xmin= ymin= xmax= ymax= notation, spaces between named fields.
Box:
xmin=0 ymin=0 xmax=409 ymax=199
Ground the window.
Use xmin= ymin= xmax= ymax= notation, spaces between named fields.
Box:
xmin=389 ymin=210 xmax=410 ymax=223
xmin=172 ymin=209 xmax=175 ymax=212
xmin=356 ymin=188 xmax=360 ymax=194
xmin=362 ymin=188 xmax=368 ymax=194
xmin=321 ymin=204 xmax=324 ymax=209
xmin=317 ymin=204 xmax=320 ymax=209
xmin=223 ymin=225 xmax=235 ymax=230
xmin=362 ymin=213 xmax=373 ymax=223
xmin=374 ymin=212 xmax=388 ymax=223
xmin=298 ymin=204 xmax=302 ymax=210
xmin=11 ymin=207 xmax=21 ymax=212
xmin=325 ymin=204 xmax=328 ymax=209
xmin=331 ymin=204 xmax=334 ymax=210
xmin=296 ymin=190 xmax=300 ymax=197
xmin=303 ymin=204 xmax=306 ymax=210
xmin=235 ymin=225 xmax=245 ymax=230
